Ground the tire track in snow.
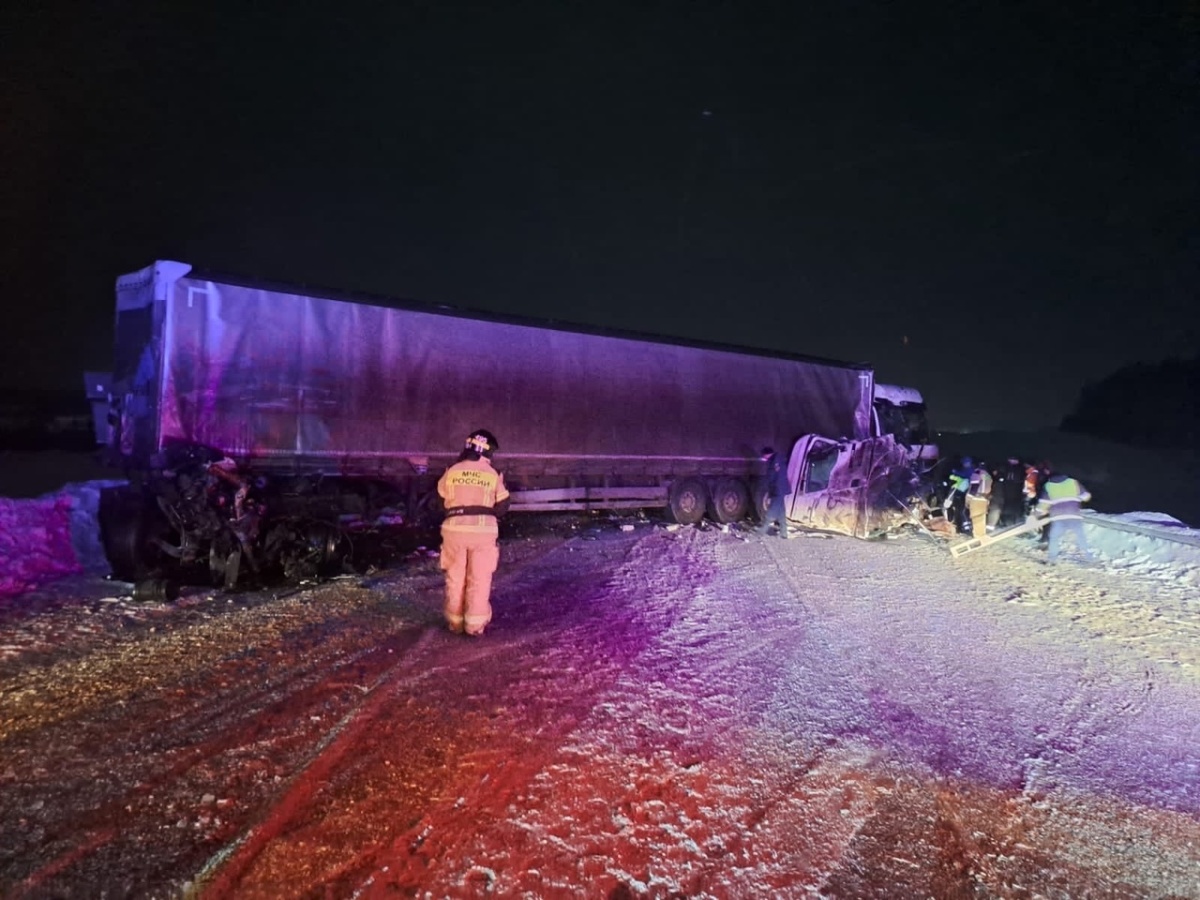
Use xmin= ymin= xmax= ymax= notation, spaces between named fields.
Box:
xmin=751 ymin=532 xmax=1200 ymax=815
xmin=708 ymin=530 xmax=1200 ymax=896
xmin=357 ymin=526 xmax=880 ymax=897
xmin=957 ymin=539 xmax=1200 ymax=814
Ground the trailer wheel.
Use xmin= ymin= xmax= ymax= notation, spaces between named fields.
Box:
xmin=668 ymin=477 xmax=709 ymax=525
xmin=99 ymin=487 xmax=171 ymax=582
xmin=753 ymin=488 xmax=770 ymax=522
xmin=709 ymin=477 xmax=751 ymax=523
xmin=410 ymin=490 xmax=444 ymax=530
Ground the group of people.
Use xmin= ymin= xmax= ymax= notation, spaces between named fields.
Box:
xmin=943 ymin=455 xmax=1039 ymax=537
xmin=436 ymin=431 xmax=1098 ymax=639
xmin=941 ymin=454 xmax=1094 ymax=562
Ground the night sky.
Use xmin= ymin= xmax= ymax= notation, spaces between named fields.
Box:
xmin=3 ymin=2 xmax=1197 ymax=430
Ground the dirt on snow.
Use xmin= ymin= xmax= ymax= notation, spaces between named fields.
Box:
xmin=1 ymin=515 xmax=1198 ymax=898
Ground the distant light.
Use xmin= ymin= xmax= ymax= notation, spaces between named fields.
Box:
xmin=701 ymin=109 xmax=713 ymax=117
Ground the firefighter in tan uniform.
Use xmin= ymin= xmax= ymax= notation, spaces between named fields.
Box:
xmin=437 ymin=429 xmax=510 ymax=636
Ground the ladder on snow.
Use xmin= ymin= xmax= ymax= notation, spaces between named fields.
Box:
xmin=949 ymin=515 xmax=1081 ymax=558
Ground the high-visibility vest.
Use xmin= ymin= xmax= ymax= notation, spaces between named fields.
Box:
xmin=1037 ymin=476 xmax=1090 ymax=516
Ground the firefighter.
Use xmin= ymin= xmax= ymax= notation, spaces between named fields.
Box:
xmin=437 ymin=429 xmax=510 ymax=636
xmin=1036 ymin=469 xmax=1094 ymax=563
xmin=966 ymin=460 xmax=993 ymax=539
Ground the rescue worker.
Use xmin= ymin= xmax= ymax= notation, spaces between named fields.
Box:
xmin=944 ymin=456 xmax=974 ymax=533
xmin=437 ymin=429 xmax=510 ymax=636
xmin=986 ymin=460 xmax=1005 ymax=533
xmin=992 ymin=456 xmax=1027 ymax=529
xmin=756 ymin=447 xmax=792 ymax=539
xmin=966 ymin=460 xmax=993 ymax=539
xmin=1036 ymin=469 xmax=1094 ymax=563
xmin=1023 ymin=463 xmax=1040 ymax=516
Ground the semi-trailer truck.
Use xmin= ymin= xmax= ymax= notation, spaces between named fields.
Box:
xmin=93 ymin=261 xmax=919 ymax=588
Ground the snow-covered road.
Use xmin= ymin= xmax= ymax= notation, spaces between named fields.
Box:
xmin=339 ymin=525 xmax=1200 ymax=897
xmin=3 ymin=516 xmax=1199 ymax=897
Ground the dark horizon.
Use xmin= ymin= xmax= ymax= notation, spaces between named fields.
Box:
xmin=4 ymin=2 xmax=1197 ymax=431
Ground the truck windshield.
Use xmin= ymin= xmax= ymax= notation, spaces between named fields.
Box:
xmin=803 ymin=442 xmax=839 ymax=492
xmin=876 ymin=402 xmax=931 ymax=445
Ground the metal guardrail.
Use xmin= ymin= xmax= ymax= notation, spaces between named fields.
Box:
xmin=951 ymin=510 xmax=1200 ymax=559
xmin=1081 ymin=511 xmax=1200 ymax=549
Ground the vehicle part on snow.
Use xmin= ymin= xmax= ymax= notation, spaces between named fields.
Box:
xmin=949 ymin=514 xmax=1074 ymax=558
xmin=132 ymin=578 xmax=179 ymax=603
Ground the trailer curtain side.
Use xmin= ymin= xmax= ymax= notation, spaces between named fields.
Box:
xmin=128 ymin=276 xmax=871 ymax=475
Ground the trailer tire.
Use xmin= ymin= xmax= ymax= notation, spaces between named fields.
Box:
xmin=753 ymin=488 xmax=770 ymax=522
xmin=668 ymin=477 xmax=709 ymax=525
xmin=99 ymin=487 xmax=171 ymax=583
xmin=411 ymin=490 xmax=444 ymax=530
xmin=709 ymin=477 xmax=751 ymax=523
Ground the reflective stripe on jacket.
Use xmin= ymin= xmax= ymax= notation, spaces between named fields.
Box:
xmin=438 ymin=458 xmax=510 ymax=535
xmin=1036 ymin=475 xmax=1091 ymax=518
xmin=969 ymin=468 xmax=992 ymax=497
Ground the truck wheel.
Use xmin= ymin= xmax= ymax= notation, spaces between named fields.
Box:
xmin=99 ymin=487 xmax=170 ymax=582
xmin=668 ymin=477 xmax=709 ymax=525
xmin=410 ymin=490 xmax=444 ymax=530
xmin=753 ymin=488 xmax=770 ymax=522
xmin=708 ymin=477 xmax=751 ymax=523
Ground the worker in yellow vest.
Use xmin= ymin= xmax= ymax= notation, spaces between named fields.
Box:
xmin=1036 ymin=471 xmax=1094 ymax=563
xmin=437 ymin=429 xmax=510 ymax=636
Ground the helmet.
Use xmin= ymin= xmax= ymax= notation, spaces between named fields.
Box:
xmin=465 ymin=429 xmax=498 ymax=458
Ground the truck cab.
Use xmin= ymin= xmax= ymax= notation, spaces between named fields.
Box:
xmin=872 ymin=383 xmax=939 ymax=471
xmin=780 ymin=433 xmax=918 ymax=538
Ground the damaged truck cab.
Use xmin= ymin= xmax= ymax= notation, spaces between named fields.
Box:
xmin=871 ymin=383 xmax=939 ymax=473
xmin=92 ymin=261 xmax=922 ymax=589
xmin=782 ymin=433 xmax=919 ymax=538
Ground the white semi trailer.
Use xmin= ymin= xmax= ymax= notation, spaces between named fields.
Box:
xmin=93 ymin=261 xmax=918 ymax=586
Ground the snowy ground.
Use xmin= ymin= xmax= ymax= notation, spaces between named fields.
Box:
xmin=2 ymin=443 xmax=1200 ymax=896
xmin=331 ymin=522 xmax=1200 ymax=898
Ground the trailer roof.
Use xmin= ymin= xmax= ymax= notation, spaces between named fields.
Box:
xmin=179 ymin=263 xmax=872 ymax=374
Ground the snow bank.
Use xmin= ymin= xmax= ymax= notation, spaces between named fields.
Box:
xmin=0 ymin=480 xmax=124 ymax=600
xmin=1086 ymin=512 xmax=1200 ymax=587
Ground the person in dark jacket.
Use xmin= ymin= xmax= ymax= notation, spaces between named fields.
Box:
xmin=944 ymin=455 xmax=974 ymax=533
xmin=756 ymin=447 xmax=793 ymax=539
xmin=991 ymin=456 xmax=1028 ymax=529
